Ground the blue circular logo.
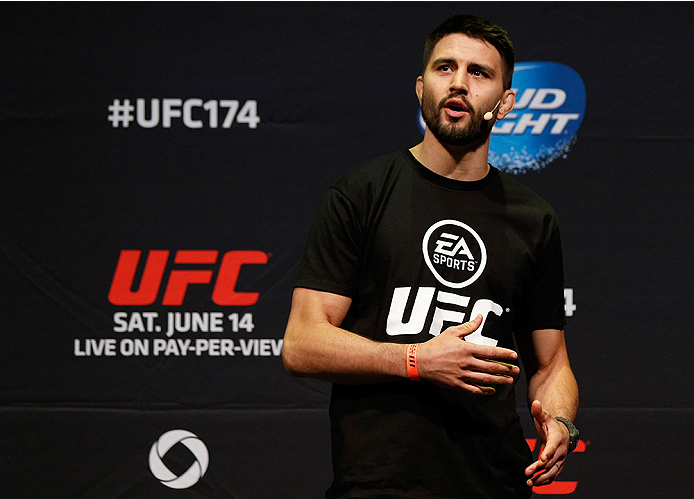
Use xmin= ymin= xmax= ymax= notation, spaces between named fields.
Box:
xmin=489 ymin=62 xmax=586 ymax=173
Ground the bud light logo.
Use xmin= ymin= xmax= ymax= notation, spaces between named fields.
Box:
xmin=489 ymin=62 xmax=586 ymax=173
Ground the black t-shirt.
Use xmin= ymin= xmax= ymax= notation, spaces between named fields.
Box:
xmin=295 ymin=150 xmax=566 ymax=498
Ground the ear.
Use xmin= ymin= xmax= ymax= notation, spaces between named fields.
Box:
xmin=497 ymin=89 xmax=516 ymax=120
xmin=415 ymin=76 xmax=423 ymax=105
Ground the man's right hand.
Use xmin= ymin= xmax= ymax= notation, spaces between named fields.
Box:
xmin=415 ymin=315 xmax=520 ymax=394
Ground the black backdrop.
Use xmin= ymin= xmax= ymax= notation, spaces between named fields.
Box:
xmin=2 ymin=2 xmax=693 ymax=498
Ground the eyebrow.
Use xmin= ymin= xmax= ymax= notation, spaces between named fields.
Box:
xmin=430 ymin=57 xmax=456 ymax=69
xmin=430 ymin=57 xmax=497 ymax=78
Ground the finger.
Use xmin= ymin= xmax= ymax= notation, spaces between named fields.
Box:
xmin=540 ymin=442 xmax=559 ymax=464
xmin=525 ymin=459 xmax=548 ymax=482
xmin=475 ymin=357 xmax=520 ymax=376
xmin=527 ymin=461 xmax=563 ymax=487
xmin=448 ymin=314 xmax=483 ymax=338
xmin=525 ymin=456 xmax=548 ymax=478
xmin=526 ymin=440 xmax=565 ymax=479
xmin=540 ymin=422 xmax=570 ymax=463
xmin=445 ymin=379 xmax=497 ymax=396
xmin=463 ymin=369 xmax=516 ymax=389
xmin=530 ymin=400 xmax=546 ymax=423
xmin=479 ymin=358 xmax=517 ymax=369
xmin=539 ymin=431 xmax=566 ymax=464
xmin=531 ymin=400 xmax=550 ymax=438
xmin=469 ymin=383 xmax=496 ymax=395
xmin=471 ymin=342 xmax=519 ymax=364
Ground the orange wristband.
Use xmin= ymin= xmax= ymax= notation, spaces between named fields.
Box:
xmin=407 ymin=343 xmax=420 ymax=381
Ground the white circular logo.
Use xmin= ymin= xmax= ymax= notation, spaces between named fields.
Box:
xmin=422 ymin=219 xmax=487 ymax=289
xmin=149 ymin=429 xmax=209 ymax=489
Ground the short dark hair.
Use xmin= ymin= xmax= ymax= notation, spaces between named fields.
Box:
xmin=422 ymin=15 xmax=515 ymax=90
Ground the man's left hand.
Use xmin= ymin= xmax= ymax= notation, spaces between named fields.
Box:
xmin=524 ymin=399 xmax=570 ymax=487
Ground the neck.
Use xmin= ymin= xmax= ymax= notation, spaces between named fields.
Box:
xmin=410 ymin=131 xmax=491 ymax=181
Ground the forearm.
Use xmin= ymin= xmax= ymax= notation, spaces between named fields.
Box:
xmin=527 ymin=357 xmax=578 ymax=421
xmin=283 ymin=320 xmax=408 ymax=383
xmin=282 ymin=288 xmax=408 ymax=383
xmin=521 ymin=328 xmax=578 ymax=421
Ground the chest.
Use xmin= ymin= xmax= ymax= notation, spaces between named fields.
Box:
xmin=352 ymin=179 xmax=543 ymax=347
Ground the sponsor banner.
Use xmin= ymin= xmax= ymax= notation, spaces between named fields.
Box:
xmin=2 ymin=3 xmax=692 ymax=498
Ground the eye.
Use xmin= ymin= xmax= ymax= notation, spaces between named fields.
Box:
xmin=438 ymin=64 xmax=453 ymax=72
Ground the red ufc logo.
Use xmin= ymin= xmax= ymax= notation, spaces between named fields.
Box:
xmin=108 ymin=250 xmax=268 ymax=306
xmin=526 ymin=438 xmax=587 ymax=495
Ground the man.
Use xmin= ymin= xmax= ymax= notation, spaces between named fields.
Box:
xmin=283 ymin=14 xmax=579 ymax=498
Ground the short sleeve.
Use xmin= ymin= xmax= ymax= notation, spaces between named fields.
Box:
xmin=514 ymin=212 xmax=567 ymax=333
xmin=294 ymin=186 xmax=364 ymax=299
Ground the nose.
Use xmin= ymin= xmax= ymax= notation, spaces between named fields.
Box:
xmin=449 ymin=70 xmax=469 ymax=95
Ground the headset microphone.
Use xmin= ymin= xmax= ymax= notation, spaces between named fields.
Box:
xmin=483 ymin=100 xmax=502 ymax=121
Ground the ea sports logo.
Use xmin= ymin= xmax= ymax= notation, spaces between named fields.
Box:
xmin=149 ymin=429 xmax=209 ymax=489
xmin=422 ymin=220 xmax=487 ymax=289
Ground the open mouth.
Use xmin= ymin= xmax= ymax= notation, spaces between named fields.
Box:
xmin=443 ymin=98 xmax=468 ymax=118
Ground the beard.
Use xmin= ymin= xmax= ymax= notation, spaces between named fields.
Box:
xmin=420 ymin=90 xmax=493 ymax=147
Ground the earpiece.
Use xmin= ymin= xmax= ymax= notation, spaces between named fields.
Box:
xmin=483 ymin=100 xmax=502 ymax=121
